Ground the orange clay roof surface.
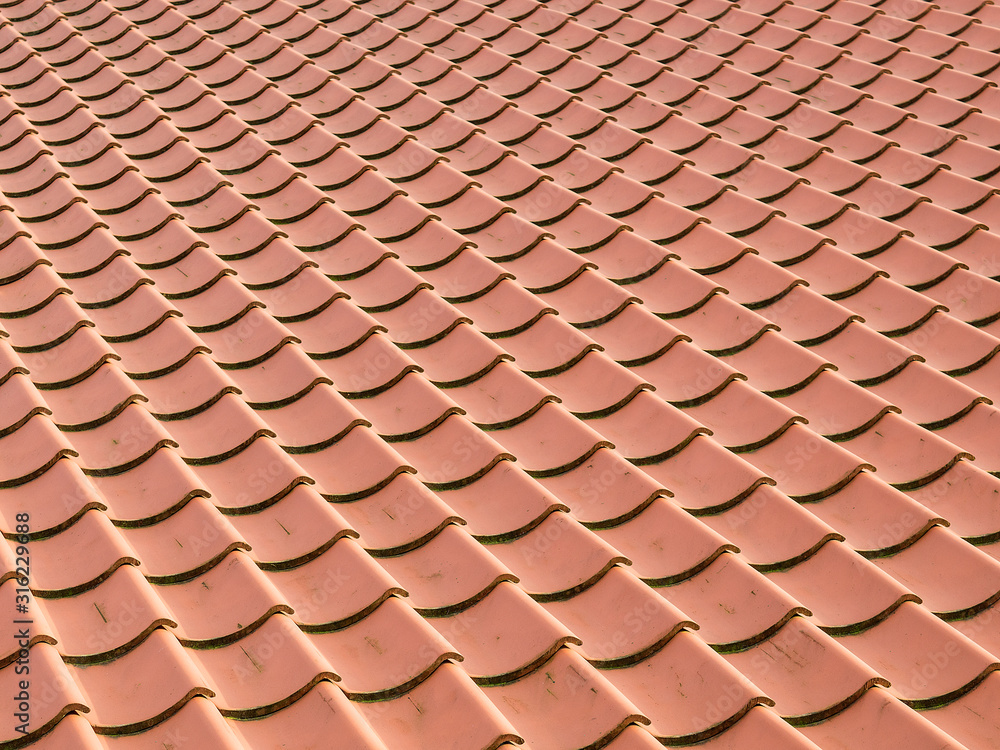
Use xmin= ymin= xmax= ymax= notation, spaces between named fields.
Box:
xmin=3 ymin=0 xmax=1000 ymax=746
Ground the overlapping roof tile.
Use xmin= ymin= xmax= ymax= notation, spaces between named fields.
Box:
xmin=4 ymin=0 xmax=1000 ymax=745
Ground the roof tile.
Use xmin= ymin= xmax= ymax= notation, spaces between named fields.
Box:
xmin=6 ymin=0 xmax=1000 ymax=744
xmin=600 ymin=630 xmax=770 ymax=743
xmin=697 ymin=483 xmax=841 ymax=567
xmin=662 ymin=550 xmax=808 ymax=648
xmin=229 ymin=682 xmax=387 ymax=749
xmin=486 ymin=647 xmax=647 ymax=748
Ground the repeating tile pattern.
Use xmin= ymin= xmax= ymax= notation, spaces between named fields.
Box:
xmin=3 ymin=0 xmax=1000 ymax=746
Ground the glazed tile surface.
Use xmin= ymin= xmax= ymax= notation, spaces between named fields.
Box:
xmin=3 ymin=0 xmax=1000 ymax=746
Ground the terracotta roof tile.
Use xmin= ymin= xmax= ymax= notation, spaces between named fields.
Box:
xmin=6 ymin=0 xmax=1000 ymax=745
xmin=599 ymin=631 xmax=769 ymax=743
